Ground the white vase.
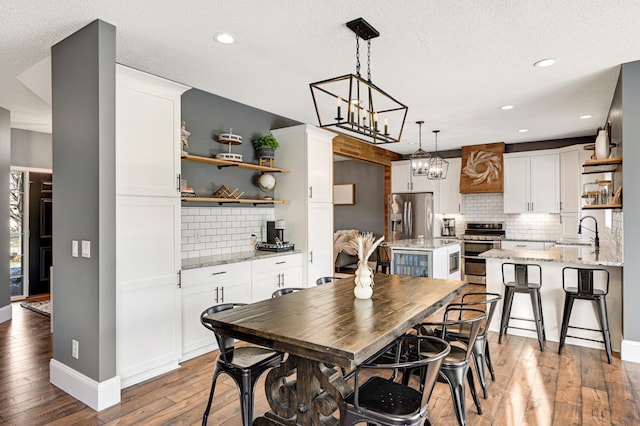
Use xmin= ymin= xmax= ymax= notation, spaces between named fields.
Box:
xmin=595 ymin=128 xmax=610 ymax=159
xmin=354 ymin=260 xmax=374 ymax=299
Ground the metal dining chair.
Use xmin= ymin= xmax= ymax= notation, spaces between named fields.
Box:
xmin=200 ymin=304 xmax=283 ymax=426
xmin=271 ymin=287 xmax=305 ymax=298
xmin=316 ymin=276 xmax=339 ymax=285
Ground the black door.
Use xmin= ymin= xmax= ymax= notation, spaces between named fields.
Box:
xmin=28 ymin=172 xmax=52 ymax=295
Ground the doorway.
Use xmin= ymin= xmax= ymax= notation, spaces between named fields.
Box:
xmin=9 ymin=168 xmax=53 ymax=300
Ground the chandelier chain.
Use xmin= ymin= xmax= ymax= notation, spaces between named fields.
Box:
xmin=367 ymin=39 xmax=371 ymax=82
xmin=355 ymin=29 xmax=361 ymax=77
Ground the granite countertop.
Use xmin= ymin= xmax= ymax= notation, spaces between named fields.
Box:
xmin=502 ymin=238 xmax=556 ymax=243
xmin=182 ymin=249 xmax=303 ymax=270
xmin=386 ymin=239 xmax=460 ymax=250
xmin=479 ymin=245 xmax=623 ymax=267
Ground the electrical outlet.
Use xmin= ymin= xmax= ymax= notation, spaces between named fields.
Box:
xmin=72 ymin=339 xmax=79 ymax=359
xmin=81 ymin=240 xmax=90 ymax=258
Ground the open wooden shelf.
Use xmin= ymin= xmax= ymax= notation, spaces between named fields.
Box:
xmin=181 ymin=154 xmax=289 ymax=173
xmin=181 ymin=197 xmax=287 ymax=205
xmin=582 ymin=204 xmax=622 ymax=210
xmin=582 ymin=157 xmax=622 ymax=174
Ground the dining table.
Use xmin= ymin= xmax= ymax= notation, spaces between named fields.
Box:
xmin=202 ymin=273 xmax=468 ymax=425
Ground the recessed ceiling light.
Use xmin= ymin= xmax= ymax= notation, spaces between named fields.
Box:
xmin=214 ymin=33 xmax=234 ymax=44
xmin=500 ymin=105 xmax=514 ymax=110
xmin=534 ymin=58 xmax=556 ymax=68
xmin=518 ymin=129 xmax=529 ymax=133
xmin=580 ymin=114 xmax=593 ymax=119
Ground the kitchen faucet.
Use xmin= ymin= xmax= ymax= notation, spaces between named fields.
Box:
xmin=578 ymin=215 xmax=599 ymax=250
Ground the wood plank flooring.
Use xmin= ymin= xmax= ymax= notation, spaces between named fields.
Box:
xmin=2 ymin=285 xmax=640 ymax=425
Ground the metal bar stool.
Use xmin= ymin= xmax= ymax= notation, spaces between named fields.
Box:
xmin=498 ymin=262 xmax=546 ymax=351
xmin=558 ymin=267 xmax=612 ymax=364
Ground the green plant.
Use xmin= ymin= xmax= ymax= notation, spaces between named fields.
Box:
xmin=252 ymin=134 xmax=280 ymax=150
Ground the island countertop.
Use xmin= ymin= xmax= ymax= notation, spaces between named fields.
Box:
xmin=386 ymin=238 xmax=460 ymax=250
xmin=182 ymin=249 xmax=303 ymax=270
xmin=479 ymin=245 xmax=623 ymax=267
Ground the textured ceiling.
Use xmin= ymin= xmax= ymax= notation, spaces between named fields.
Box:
xmin=2 ymin=1 xmax=640 ymax=154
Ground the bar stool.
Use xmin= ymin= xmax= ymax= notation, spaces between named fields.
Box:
xmin=498 ymin=263 xmax=546 ymax=351
xmin=558 ymin=267 xmax=612 ymax=364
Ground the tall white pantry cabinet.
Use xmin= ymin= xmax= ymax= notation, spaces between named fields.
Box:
xmin=115 ymin=65 xmax=189 ymax=388
xmin=272 ymin=125 xmax=335 ymax=287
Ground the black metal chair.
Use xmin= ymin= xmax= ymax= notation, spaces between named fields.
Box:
xmin=418 ymin=305 xmax=487 ymax=426
xmin=375 ymin=243 xmax=391 ymax=273
xmin=558 ymin=267 xmax=612 ymax=364
xmin=499 ymin=262 xmax=546 ymax=351
xmin=200 ymin=304 xmax=283 ymax=426
xmin=316 ymin=276 xmax=339 ymax=285
xmin=437 ymin=292 xmax=502 ymax=399
xmin=342 ymin=335 xmax=450 ymax=426
xmin=271 ymin=287 xmax=305 ymax=298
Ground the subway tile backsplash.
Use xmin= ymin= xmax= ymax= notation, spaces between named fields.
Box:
xmin=181 ymin=207 xmax=275 ymax=259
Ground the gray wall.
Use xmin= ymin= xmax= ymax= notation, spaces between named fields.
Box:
xmin=181 ymin=89 xmax=299 ymax=203
xmin=0 ymin=108 xmax=10 ymax=312
xmin=11 ymin=128 xmax=52 ymax=169
xmin=621 ymin=61 xmax=640 ymax=343
xmin=51 ymin=20 xmax=116 ymax=382
xmin=334 ymin=159 xmax=384 ymax=235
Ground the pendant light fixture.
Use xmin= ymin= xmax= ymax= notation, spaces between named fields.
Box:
xmin=309 ymin=17 xmax=408 ymax=144
xmin=427 ymin=130 xmax=448 ymax=180
xmin=410 ymin=121 xmax=430 ymax=176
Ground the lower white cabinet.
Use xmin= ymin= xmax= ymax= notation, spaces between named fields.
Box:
xmin=252 ymin=253 xmax=303 ymax=302
xmin=180 ymin=262 xmax=251 ymax=361
xmin=501 ymin=240 xmax=550 ymax=250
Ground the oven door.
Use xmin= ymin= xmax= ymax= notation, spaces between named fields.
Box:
xmin=463 ymin=240 xmax=499 ymax=256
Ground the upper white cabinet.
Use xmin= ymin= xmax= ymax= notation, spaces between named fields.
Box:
xmin=437 ymin=157 xmax=461 ymax=214
xmin=272 ymin=125 xmax=334 ymax=286
xmin=504 ymin=152 xmax=559 ymax=214
xmin=115 ymin=65 xmax=189 ymax=388
xmin=559 ymin=147 xmax=581 ymax=237
xmin=391 ymin=160 xmax=438 ymax=194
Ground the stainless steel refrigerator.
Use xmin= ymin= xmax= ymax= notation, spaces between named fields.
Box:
xmin=388 ymin=192 xmax=434 ymax=242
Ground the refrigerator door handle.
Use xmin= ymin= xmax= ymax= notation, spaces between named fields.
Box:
xmin=407 ymin=201 xmax=413 ymax=237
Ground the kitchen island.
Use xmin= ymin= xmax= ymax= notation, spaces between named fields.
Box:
xmin=480 ymin=244 xmax=623 ymax=351
xmin=386 ymin=238 xmax=461 ymax=279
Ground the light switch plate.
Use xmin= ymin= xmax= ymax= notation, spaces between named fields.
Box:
xmin=81 ymin=240 xmax=90 ymax=258
xmin=72 ymin=240 xmax=78 ymax=257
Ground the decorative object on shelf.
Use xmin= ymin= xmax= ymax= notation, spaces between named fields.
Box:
xmin=253 ymin=133 xmax=280 ymax=167
xmin=410 ymin=120 xmax=430 ymax=176
xmin=309 ymin=17 xmax=408 ymax=145
xmin=181 ymin=120 xmax=191 ymax=155
xmin=180 ymin=178 xmax=195 ymax=197
xmin=427 ymin=130 xmax=448 ymax=180
xmin=595 ymin=123 xmax=611 ymax=160
xmin=215 ymin=128 xmax=243 ymax=162
xmin=258 ymin=173 xmax=276 ymax=200
xmin=612 ymin=186 xmax=622 ymax=205
xmin=212 ymin=184 xmax=245 ymax=199
xmin=348 ymin=232 xmax=384 ymax=299
xmin=460 ymin=142 xmax=504 ymax=193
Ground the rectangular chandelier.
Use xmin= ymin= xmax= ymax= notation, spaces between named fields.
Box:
xmin=309 ymin=18 xmax=408 ymax=144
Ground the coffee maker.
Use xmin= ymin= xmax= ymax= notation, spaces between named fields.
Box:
xmin=256 ymin=220 xmax=295 ymax=252
xmin=441 ymin=217 xmax=456 ymax=237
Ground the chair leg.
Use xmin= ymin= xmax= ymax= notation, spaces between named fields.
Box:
xmin=499 ymin=288 xmax=514 ymax=344
xmin=439 ymin=368 xmax=468 ymax=426
xmin=529 ymin=289 xmax=545 ymax=351
xmin=202 ymin=368 xmax=222 ymax=426
xmin=467 ymin=365 xmax=483 ymax=415
xmin=558 ymin=295 xmax=575 ymax=355
xmin=484 ymin=340 xmax=496 ymax=382
xmin=595 ymin=296 xmax=613 ymax=364
xmin=537 ymin=289 xmax=546 ymax=341
xmin=472 ymin=336 xmax=488 ymax=399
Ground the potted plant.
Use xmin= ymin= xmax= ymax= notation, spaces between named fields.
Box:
xmin=253 ymin=133 xmax=280 ymax=160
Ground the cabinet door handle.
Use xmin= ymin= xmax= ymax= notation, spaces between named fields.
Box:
xmin=309 ymin=251 xmax=314 ymax=264
xmin=407 ymin=182 xmax=410 ymax=190
xmin=214 ymin=287 xmax=219 ymax=303
xmin=220 ymin=286 xmax=224 ymax=303
xmin=176 ymin=174 xmax=181 ymax=193
xmin=177 ymin=270 xmax=181 ymax=289
xmin=276 ymin=261 xmax=286 ymax=265
xmin=516 ymin=244 xmax=526 ymax=248
xmin=309 ymin=186 xmax=313 ymax=199
xmin=559 ymin=201 xmax=563 ymax=211
xmin=531 ymin=202 xmax=534 ymax=211
xmin=281 ymin=273 xmax=285 ymax=287
xmin=211 ymin=271 xmax=227 ymax=276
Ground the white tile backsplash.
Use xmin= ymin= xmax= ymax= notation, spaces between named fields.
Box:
xmin=181 ymin=207 xmax=275 ymax=258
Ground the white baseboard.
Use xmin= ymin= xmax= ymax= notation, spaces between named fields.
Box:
xmin=119 ymin=362 xmax=180 ymax=389
xmin=621 ymin=339 xmax=640 ymax=363
xmin=0 ymin=304 xmax=12 ymax=323
xmin=50 ymin=359 xmax=121 ymax=411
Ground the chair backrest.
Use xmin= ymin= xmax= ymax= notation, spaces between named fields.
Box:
xmin=271 ymin=287 xmax=306 ymax=298
xmin=562 ymin=266 xmax=609 ymax=296
xmin=316 ymin=276 xmax=338 ymax=285
xmin=502 ymin=262 xmax=542 ymax=289
xmin=200 ymin=303 xmax=247 ymax=364
xmin=441 ymin=304 xmax=487 ymax=361
xmin=459 ymin=292 xmax=502 ymax=334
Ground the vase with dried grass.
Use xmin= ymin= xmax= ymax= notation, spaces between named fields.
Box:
xmin=348 ymin=233 xmax=384 ymax=299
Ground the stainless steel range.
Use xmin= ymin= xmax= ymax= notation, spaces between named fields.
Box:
xmin=461 ymin=222 xmax=505 ymax=285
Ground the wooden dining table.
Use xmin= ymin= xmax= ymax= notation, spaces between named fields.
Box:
xmin=202 ymin=273 xmax=467 ymax=425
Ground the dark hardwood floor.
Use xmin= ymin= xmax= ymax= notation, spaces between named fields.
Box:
xmin=2 ymin=285 xmax=640 ymax=425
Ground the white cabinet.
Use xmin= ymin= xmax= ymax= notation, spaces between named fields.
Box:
xmin=180 ymin=262 xmax=251 ymax=361
xmin=391 ymin=160 xmax=438 ymax=194
xmin=503 ymin=152 xmax=559 ymax=213
xmin=252 ymin=253 xmax=303 ymax=302
xmin=272 ymin=125 xmax=334 ymax=286
xmin=437 ymin=157 xmax=461 ymax=214
xmin=501 ymin=240 xmax=546 ymax=250
xmin=560 ymin=148 xmax=581 ymax=238
xmin=115 ymin=65 xmax=189 ymax=388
